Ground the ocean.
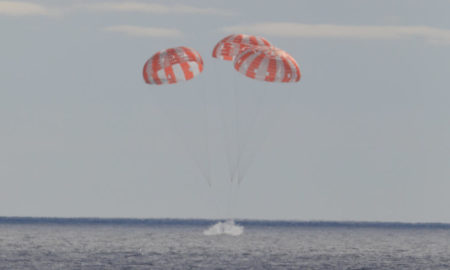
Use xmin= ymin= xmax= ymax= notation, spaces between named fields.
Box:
xmin=0 ymin=217 xmax=449 ymax=269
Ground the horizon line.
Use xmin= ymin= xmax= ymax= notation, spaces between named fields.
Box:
xmin=1 ymin=216 xmax=449 ymax=228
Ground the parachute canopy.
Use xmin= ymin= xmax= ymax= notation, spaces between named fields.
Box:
xmin=234 ymin=46 xmax=301 ymax=83
xmin=212 ymin=34 xmax=271 ymax=61
xmin=143 ymin=46 xmax=204 ymax=85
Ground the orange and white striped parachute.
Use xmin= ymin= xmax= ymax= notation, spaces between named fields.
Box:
xmin=143 ymin=46 xmax=203 ymax=85
xmin=234 ymin=46 xmax=300 ymax=83
xmin=212 ymin=34 xmax=271 ymax=61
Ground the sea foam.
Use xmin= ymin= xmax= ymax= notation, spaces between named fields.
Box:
xmin=203 ymin=220 xmax=244 ymax=236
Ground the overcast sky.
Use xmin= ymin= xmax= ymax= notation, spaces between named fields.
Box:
xmin=1 ymin=0 xmax=450 ymax=222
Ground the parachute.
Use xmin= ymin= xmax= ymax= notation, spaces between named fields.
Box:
xmin=143 ymin=46 xmax=203 ymax=85
xmin=142 ymin=46 xmax=211 ymax=185
xmin=211 ymin=35 xmax=301 ymax=185
xmin=142 ymin=37 xmax=301 ymax=219
xmin=234 ymin=46 xmax=301 ymax=82
xmin=212 ymin=34 xmax=271 ymax=61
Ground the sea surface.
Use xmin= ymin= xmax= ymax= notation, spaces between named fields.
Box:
xmin=0 ymin=217 xmax=449 ymax=269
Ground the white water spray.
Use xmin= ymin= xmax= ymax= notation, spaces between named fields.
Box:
xmin=203 ymin=220 xmax=244 ymax=236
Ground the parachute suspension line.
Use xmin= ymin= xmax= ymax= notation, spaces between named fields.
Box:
xmin=234 ymin=83 xmax=268 ymax=185
xmin=225 ymin=180 xmax=240 ymax=220
xmin=237 ymin=86 xmax=296 ymax=184
xmin=199 ymin=74 xmax=212 ymax=186
xmin=232 ymin=71 xmax=240 ymax=183
xmin=236 ymin=85 xmax=269 ymax=184
xmin=150 ymin=87 xmax=211 ymax=187
xmin=232 ymin=178 xmax=240 ymax=218
xmin=213 ymin=61 xmax=234 ymax=183
xmin=226 ymin=179 xmax=233 ymax=219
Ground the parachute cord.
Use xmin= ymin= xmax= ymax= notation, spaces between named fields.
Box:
xmin=230 ymin=180 xmax=241 ymax=220
xmin=238 ymin=86 xmax=296 ymax=184
xmin=149 ymin=87 xmax=211 ymax=186
xmin=233 ymin=180 xmax=240 ymax=219
xmin=226 ymin=180 xmax=233 ymax=220
xmin=213 ymin=61 xmax=234 ymax=183
xmin=234 ymin=82 xmax=267 ymax=184
xmin=236 ymin=85 xmax=268 ymax=184
xmin=233 ymin=72 xmax=240 ymax=183
xmin=200 ymin=74 xmax=212 ymax=186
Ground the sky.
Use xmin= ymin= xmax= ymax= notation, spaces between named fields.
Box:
xmin=1 ymin=0 xmax=450 ymax=222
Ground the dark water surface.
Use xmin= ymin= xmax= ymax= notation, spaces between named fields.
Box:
xmin=0 ymin=217 xmax=449 ymax=269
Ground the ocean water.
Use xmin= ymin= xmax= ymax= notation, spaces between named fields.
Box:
xmin=0 ymin=218 xmax=450 ymax=269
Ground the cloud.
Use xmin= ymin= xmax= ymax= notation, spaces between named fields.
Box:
xmin=222 ymin=23 xmax=450 ymax=45
xmin=104 ymin=25 xmax=182 ymax=38
xmin=82 ymin=2 xmax=234 ymax=16
xmin=0 ymin=1 xmax=58 ymax=16
xmin=0 ymin=1 xmax=234 ymax=17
